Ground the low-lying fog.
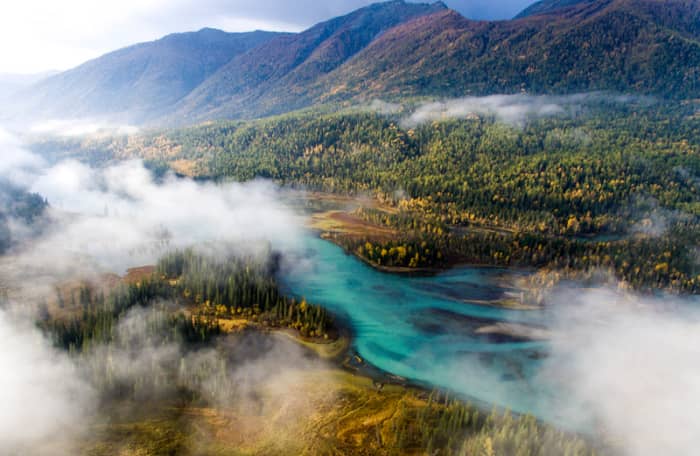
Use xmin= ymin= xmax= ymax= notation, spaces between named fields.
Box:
xmin=540 ymin=287 xmax=700 ymax=456
xmin=0 ymin=125 xmax=317 ymax=454
xmin=368 ymin=93 xmax=649 ymax=128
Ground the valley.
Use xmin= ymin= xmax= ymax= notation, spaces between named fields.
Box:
xmin=1 ymin=0 xmax=699 ymax=454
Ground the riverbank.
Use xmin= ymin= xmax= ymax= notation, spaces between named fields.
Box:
xmin=73 ymin=328 xmax=596 ymax=456
xmin=28 ymin=237 xmax=599 ymax=455
xmin=315 ymin=228 xmax=543 ymax=310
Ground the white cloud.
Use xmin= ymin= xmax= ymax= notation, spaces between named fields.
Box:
xmin=540 ymin=287 xmax=700 ymax=456
xmin=0 ymin=0 xmax=301 ymax=73
xmin=0 ymin=127 xmax=47 ymax=185
xmin=0 ymin=308 xmax=95 ymax=453
xmin=0 ymin=127 xmax=303 ymax=283
xmin=30 ymin=119 xmax=139 ymax=137
xmin=24 ymin=159 xmax=301 ymax=275
xmin=401 ymin=93 xmax=638 ymax=127
xmin=0 ymin=125 xmax=321 ymax=452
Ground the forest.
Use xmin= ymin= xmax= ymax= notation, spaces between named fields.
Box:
xmin=31 ymin=99 xmax=700 ymax=291
xmin=0 ymin=180 xmax=48 ymax=253
xmin=32 ymin=247 xmax=597 ymax=455
xmin=44 ymin=247 xmax=334 ymax=354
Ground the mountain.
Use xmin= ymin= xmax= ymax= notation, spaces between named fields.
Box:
xmin=170 ymin=0 xmax=448 ymax=122
xmin=173 ymin=0 xmax=700 ymax=122
xmin=514 ymin=0 xmax=592 ymax=18
xmin=300 ymin=0 xmax=700 ymax=105
xmin=12 ymin=28 xmax=284 ymax=123
xmin=0 ymin=72 xmax=56 ymax=101
xmin=10 ymin=0 xmax=700 ymax=126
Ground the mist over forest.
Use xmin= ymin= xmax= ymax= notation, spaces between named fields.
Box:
xmin=0 ymin=0 xmax=699 ymax=455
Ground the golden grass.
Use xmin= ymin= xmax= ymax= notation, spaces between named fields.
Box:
xmin=81 ymin=367 xmax=431 ymax=456
xmin=309 ymin=210 xmax=397 ymax=240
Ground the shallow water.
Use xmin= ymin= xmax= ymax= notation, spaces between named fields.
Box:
xmin=281 ymin=233 xmax=576 ymax=427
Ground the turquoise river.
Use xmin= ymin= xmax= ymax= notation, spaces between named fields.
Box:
xmin=281 ymin=233 xmax=580 ymax=428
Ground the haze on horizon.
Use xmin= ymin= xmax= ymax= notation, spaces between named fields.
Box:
xmin=0 ymin=0 xmax=534 ymax=74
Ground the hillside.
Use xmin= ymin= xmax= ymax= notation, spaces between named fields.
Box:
xmin=170 ymin=0 xmax=448 ymax=122
xmin=10 ymin=0 xmax=700 ymax=125
xmin=11 ymin=28 xmax=284 ymax=123
xmin=0 ymin=72 xmax=56 ymax=101
xmin=174 ymin=0 xmax=700 ymax=122
xmin=309 ymin=0 xmax=700 ymax=104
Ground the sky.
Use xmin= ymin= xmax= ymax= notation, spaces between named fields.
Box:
xmin=0 ymin=0 xmax=534 ymax=74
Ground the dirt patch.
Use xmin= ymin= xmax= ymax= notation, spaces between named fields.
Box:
xmin=310 ymin=210 xmax=397 ymax=240
xmin=124 ymin=266 xmax=156 ymax=284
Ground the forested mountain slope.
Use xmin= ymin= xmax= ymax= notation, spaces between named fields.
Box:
xmin=170 ymin=1 xmax=448 ymax=121
xmin=307 ymin=0 xmax=700 ymax=106
xmin=11 ymin=0 xmax=700 ymax=125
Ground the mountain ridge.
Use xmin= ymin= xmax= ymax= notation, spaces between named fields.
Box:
xmin=303 ymin=0 xmax=699 ymax=104
xmin=10 ymin=0 xmax=700 ymax=126
xmin=11 ymin=28 xmax=286 ymax=123
xmin=170 ymin=0 xmax=448 ymax=122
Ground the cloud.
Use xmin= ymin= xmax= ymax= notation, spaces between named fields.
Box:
xmin=0 ymin=128 xmax=47 ymax=185
xmin=0 ymin=300 xmax=327 ymax=453
xmin=79 ymin=306 xmax=328 ymax=439
xmin=0 ymin=150 xmax=302 ymax=280
xmin=0 ymin=0 xmax=301 ymax=73
xmin=0 ymin=307 xmax=95 ymax=453
xmin=0 ymin=0 xmax=380 ymax=73
xmin=193 ymin=330 xmax=327 ymax=410
xmin=540 ymin=287 xmax=700 ymax=456
xmin=0 ymin=127 xmax=304 ymax=316
xmin=0 ymin=125 xmax=326 ymax=452
xmin=28 ymin=160 xmax=300 ymax=273
xmin=367 ymin=99 xmax=403 ymax=115
xmin=629 ymin=196 xmax=692 ymax=237
xmin=30 ymin=119 xmax=139 ymax=137
xmin=401 ymin=93 xmax=639 ymax=127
